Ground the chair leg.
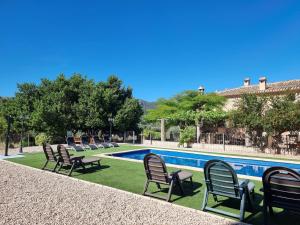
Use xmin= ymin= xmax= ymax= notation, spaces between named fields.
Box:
xmin=239 ymin=192 xmax=246 ymax=221
xmin=57 ymin=163 xmax=63 ymax=172
xmin=213 ymin=194 xmax=218 ymax=202
xmin=68 ymin=163 xmax=76 ymax=176
xmin=42 ymin=160 xmax=48 ymax=170
xmin=190 ymin=177 xmax=193 ymax=188
xmin=263 ymin=200 xmax=269 ymax=225
xmin=167 ymin=180 xmax=174 ymax=202
xmin=247 ymin=189 xmax=254 ymax=210
xmin=176 ymin=179 xmax=185 ymax=195
xmin=269 ymin=206 xmax=274 ymax=216
xmin=52 ymin=161 xmax=60 ymax=172
xmin=201 ymin=187 xmax=209 ymax=210
xmin=156 ymin=183 xmax=161 ymax=189
xmin=143 ymin=180 xmax=150 ymax=195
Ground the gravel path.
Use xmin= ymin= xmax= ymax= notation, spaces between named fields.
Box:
xmin=0 ymin=161 xmax=247 ymax=225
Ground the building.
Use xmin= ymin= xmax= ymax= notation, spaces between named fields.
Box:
xmin=216 ymin=77 xmax=300 ymax=111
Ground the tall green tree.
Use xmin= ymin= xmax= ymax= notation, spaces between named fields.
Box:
xmin=114 ymin=98 xmax=143 ymax=132
xmin=229 ymin=94 xmax=267 ymax=147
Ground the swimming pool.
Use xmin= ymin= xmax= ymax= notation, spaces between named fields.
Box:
xmin=109 ymin=149 xmax=300 ymax=178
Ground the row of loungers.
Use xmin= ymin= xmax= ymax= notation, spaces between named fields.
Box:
xmin=143 ymin=153 xmax=300 ymax=224
xmin=66 ymin=135 xmax=119 ymax=151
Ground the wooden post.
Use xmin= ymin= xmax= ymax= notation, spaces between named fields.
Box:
xmin=196 ymin=125 xmax=200 ymax=143
xmin=161 ymin=119 xmax=166 ymax=142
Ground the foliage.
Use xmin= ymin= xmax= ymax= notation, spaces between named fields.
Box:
xmin=143 ymin=128 xmax=161 ymax=139
xmin=145 ymin=91 xmax=226 ymax=129
xmin=229 ymin=94 xmax=267 ymax=147
xmin=264 ymin=94 xmax=300 ymax=134
xmin=114 ymin=98 xmax=144 ymax=131
xmin=178 ymin=126 xmax=196 ymax=147
xmin=167 ymin=126 xmax=181 ymax=141
xmin=35 ymin=133 xmax=50 ymax=146
xmin=0 ymin=74 xmax=143 ymax=144
xmin=264 ymin=94 xmax=300 ymax=152
xmin=230 ymin=93 xmax=300 ymax=151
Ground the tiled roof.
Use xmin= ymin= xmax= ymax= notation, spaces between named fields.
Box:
xmin=217 ymin=79 xmax=300 ymax=98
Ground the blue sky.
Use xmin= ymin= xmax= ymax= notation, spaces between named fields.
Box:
xmin=1 ymin=0 xmax=300 ymax=101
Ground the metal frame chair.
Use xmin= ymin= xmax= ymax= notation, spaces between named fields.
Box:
xmin=202 ymin=160 xmax=254 ymax=221
xmin=143 ymin=153 xmax=193 ymax=202
xmin=262 ymin=166 xmax=300 ymax=225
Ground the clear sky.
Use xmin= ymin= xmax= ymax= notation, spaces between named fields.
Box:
xmin=1 ymin=0 xmax=300 ymax=101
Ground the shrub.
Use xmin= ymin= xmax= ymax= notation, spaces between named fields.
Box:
xmin=179 ymin=126 xmax=196 ymax=147
xmin=35 ymin=133 xmax=50 ymax=146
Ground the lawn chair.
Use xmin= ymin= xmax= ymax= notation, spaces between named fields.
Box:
xmin=108 ymin=141 xmax=119 ymax=147
xmin=91 ymin=135 xmax=107 ymax=148
xmin=262 ymin=166 xmax=300 ymax=225
xmin=81 ymin=134 xmax=97 ymax=150
xmin=42 ymin=143 xmax=60 ymax=172
xmin=66 ymin=136 xmax=84 ymax=151
xmin=56 ymin=144 xmax=101 ymax=176
xmin=202 ymin=160 xmax=255 ymax=221
xmin=143 ymin=153 xmax=193 ymax=202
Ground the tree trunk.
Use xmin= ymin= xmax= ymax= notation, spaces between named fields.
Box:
xmin=272 ymin=134 xmax=282 ymax=154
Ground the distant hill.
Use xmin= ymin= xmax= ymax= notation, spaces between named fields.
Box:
xmin=139 ymin=99 xmax=156 ymax=111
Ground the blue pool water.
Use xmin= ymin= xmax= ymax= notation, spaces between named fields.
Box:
xmin=110 ymin=149 xmax=300 ymax=177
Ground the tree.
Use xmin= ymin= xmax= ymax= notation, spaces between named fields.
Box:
xmin=229 ymin=94 xmax=267 ymax=148
xmin=114 ymin=98 xmax=143 ymax=132
xmin=0 ymin=73 xmax=143 ymax=144
xmin=264 ymin=94 xmax=300 ymax=153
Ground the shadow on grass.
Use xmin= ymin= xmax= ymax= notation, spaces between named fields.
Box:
xmin=149 ymin=181 xmax=202 ymax=202
xmin=206 ymin=192 xmax=264 ymax=222
xmin=57 ymin=164 xmax=110 ymax=176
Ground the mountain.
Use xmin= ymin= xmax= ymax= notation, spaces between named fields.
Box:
xmin=138 ymin=99 xmax=156 ymax=111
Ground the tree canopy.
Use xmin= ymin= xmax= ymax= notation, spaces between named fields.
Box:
xmin=229 ymin=93 xmax=300 ymax=150
xmin=144 ymin=90 xmax=226 ymax=129
xmin=0 ymin=74 xmax=143 ymax=143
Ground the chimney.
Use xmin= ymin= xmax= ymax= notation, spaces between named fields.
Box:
xmin=244 ymin=78 xmax=250 ymax=87
xmin=259 ymin=77 xmax=267 ymax=91
xmin=198 ymin=85 xmax=205 ymax=95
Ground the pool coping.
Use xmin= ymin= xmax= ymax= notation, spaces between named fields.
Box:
xmin=97 ymin=147 xmax=285 ymax=181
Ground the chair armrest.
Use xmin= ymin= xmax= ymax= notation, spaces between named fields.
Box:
xmin=170 ymin=170 xmax=182 ymax=180
xmin=170 ymin=170 xmax=182 ymax=176
xmin=238 ymin=179 xmax=249 ymax=192
xmin=71 ymin=156 xmax=85 ymax=162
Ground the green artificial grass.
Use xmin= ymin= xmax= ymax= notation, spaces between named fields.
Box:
xmin=6 ymin=145 xmax=300 ymax=225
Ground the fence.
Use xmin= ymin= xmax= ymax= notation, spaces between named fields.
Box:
xmin=198 ymin=133 xmax=245 ymax=146
xmin=110 ymin=131 xmax=140 ymax=144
